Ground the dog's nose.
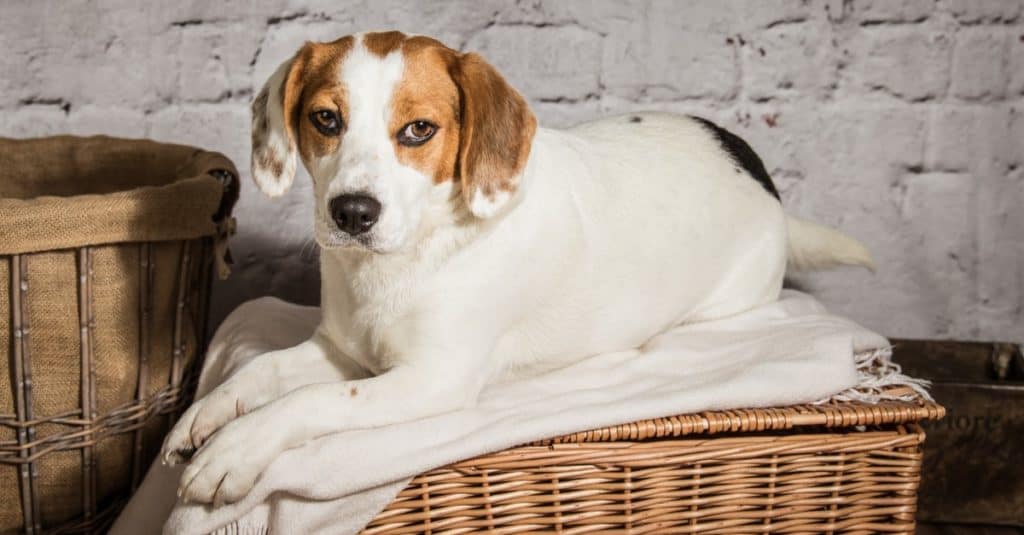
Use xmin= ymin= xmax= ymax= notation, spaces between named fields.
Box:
xmin=329 ymin=194 xmax=381 ymax=236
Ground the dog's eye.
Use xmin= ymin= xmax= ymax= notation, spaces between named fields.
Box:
xmin=309 ymin=109 xmax=342 ymax=136
xmin=397 ymin=121 xmax=437 ymax=146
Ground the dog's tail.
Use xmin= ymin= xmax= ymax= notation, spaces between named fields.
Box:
xmin=785 ymin=215 xmax=875 ymax=273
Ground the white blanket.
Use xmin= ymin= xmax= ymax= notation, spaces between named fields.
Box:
xmin=111 ymin=290 xmax=899 ymax=535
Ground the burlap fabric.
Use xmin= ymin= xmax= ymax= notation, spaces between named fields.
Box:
xmin=0 ymin=136 xmax=238 ymax=534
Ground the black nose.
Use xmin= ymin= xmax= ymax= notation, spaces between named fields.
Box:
xmin=329 ymin=194 xmax=381 ymax=236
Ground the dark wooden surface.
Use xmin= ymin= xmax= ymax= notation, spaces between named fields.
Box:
xmin=919 ymin=523 xmax=1024 ymax=534
xmin=892 ymin=339 xmax=1024 ymax=382
xmin=889 ymin=339 xmax=1024 ymax=528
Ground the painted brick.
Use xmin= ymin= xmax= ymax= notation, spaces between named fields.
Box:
xmin=66 ymin=106 xmax=147 ymax=137
xmin=951 ymin=28 xmax=1009 ymax=100
xmin=948 ymin=0 xmax=1022 ymax=23
xmin=744 ymin=22 xmax=839 ymax=101
xmin=897 ymin=171 xmax=978 ymax=337
xmin=812 ymin=106 xmax=927 ymax=179
xmin=1011 ymin=105 xmax=1024 ymax=170
xmin=0 ymin=0 xmax=1019 ymax=339
xmin=976 ymin=174 xmax=1024 ymax=339
xmin=601 ymin=4 xmax=738 ymax=100
xmin=845 ymin=27 xmax=953 ymax=101
xmin=176 ymin=23 xmax=263 ymax=102
xmin=1010 ymin=33 xmax=1024 ymax=94
xmin=926 ymin=105 xmax=1015 ymax=173
xmin=465 ymin=25 xmax=603 ymax=101
xmin=0 ymin=106 xmax=70 ymax=137
xmin=852 ymin=0 xmax=935 ymax=23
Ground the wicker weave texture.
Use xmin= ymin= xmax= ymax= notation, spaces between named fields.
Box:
xmin=366 ymin=398 xmax=943 ymax=534
xmin=1 ymin=240 xmax=216 ymax=535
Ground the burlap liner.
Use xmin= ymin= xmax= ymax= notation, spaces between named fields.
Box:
xmin=0 ymin=136 xmax=238 ymax=256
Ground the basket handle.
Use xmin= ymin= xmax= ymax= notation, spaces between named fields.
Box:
xmin=209 ymin=169 xmax=239 ymax=280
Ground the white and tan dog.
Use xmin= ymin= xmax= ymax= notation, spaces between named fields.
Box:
xmin=162 ymin=31 xmax=873 ymax=505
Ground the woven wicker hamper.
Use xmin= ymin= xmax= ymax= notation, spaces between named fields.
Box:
xmin=0 ymin=136 xmax=238 ymax=535
xmin=365 ymin=389 xmax=944 ymax=534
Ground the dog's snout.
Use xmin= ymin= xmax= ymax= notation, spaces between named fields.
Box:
xmin=330 ymin=194 xmax=382 ymax=236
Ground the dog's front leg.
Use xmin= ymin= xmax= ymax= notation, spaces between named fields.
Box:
xmin=162 ymin=332 xmax=369 ymax=465
xmin=177 ymin=351 xmax=487 ymax=505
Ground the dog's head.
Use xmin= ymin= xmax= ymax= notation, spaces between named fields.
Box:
xmin=251 ymin=31 xmax=537 ymax=253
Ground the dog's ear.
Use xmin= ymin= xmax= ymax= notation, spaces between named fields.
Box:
xmin=450 ymin=53 xmax=537 ymax=218
xmin=250 ymin=46 xmax=310 ymax=197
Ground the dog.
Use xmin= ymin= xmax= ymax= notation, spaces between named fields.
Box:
xmin=162 ymin=30 xmax=874 ymax=505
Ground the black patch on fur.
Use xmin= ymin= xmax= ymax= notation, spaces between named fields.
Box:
xmin=689 ymin=116 xmax=780 ymax=201
xmin=629 ymin=115 xmax=643 ymax=123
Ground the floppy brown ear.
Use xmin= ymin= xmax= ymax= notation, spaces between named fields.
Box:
xmin=250 ymin=45 xmax=310 ymax=197
xmin=451 ymin=52 xmax=537 ymax=218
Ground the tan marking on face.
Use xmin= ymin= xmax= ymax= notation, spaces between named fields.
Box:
xmin=282 ymin=36 xmax=356 ymax=164
xmin=363 ymin=30 xmax=407 ymax=57
xmin=387 ymin=37 xmax=461 ymax=184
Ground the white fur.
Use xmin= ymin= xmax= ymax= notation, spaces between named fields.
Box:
xmin=164 ymin=48 xmax=872 ymax=505
xmin=469 ymin=188 xmax=512 ymax=219
xmin=786 ymin=214 xmax=876 ymax=272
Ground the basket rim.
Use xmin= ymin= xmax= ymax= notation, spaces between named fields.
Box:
xmin=530 ymin=389 xmax=943 ymax=446
xmin=0 ymin=135 xmax=238 ymax=255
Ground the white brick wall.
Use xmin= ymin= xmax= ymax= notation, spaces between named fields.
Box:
xmin=2 ymin=0 xmax=1021 ymax=341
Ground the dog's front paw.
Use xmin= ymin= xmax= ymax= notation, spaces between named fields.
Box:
xmin=177 ymin=415 xmax=282 ymax=506
xmin=162 ymin=384 xmax=250 ymax=466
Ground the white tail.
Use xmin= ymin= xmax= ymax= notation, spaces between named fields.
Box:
xmin=786 ymin=215 xmax=875 ymax=273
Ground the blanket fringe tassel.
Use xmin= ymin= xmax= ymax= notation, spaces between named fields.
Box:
xmin=208 ymin=522 xmax=268 ymax=535
xmin=818 ymin=346 xmax=933 ymax=404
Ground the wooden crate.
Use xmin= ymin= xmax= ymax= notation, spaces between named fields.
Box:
xmin=892 ymin=339 xmax=1024 ymax=528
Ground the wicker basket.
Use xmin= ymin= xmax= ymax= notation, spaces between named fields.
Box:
xmin=365 ymin=390 xmax=944 ymax=534
xmin=0 ymin=136 xmax=238 ymax=534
